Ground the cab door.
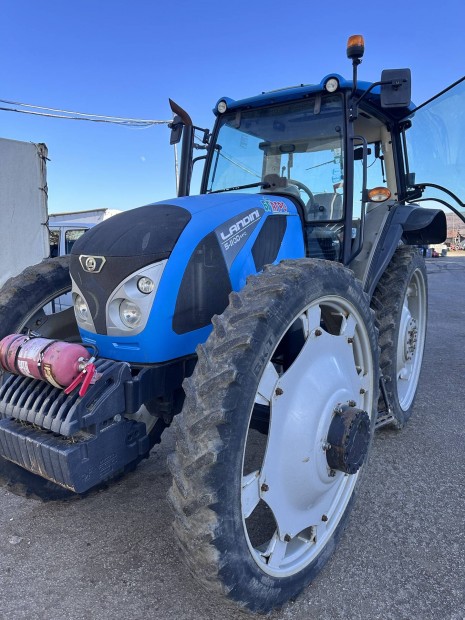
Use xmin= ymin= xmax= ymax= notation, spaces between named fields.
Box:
xmin=402 ymin=76 xmax=465 ymax=215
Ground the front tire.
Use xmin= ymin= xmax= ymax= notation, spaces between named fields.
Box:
xmin=168 ymin=259 xmax=379 ymax=612
xmin=0 ymin=256 xmax=78 ymax=340
xmin=371 ymin=247 xmax=427 ymax=428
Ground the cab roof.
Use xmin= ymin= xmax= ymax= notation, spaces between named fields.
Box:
xmin=214 ymin=74 xmax=414 ymax=121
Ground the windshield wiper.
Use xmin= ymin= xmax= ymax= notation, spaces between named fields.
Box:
xmin=208 ymin=181 xmax=269 ymax=194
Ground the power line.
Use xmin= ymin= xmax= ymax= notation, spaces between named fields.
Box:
xmin=0 ymin=98 xmax=171 ymax=127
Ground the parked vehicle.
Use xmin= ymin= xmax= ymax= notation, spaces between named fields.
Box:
xmin=48 ymin=209 xmax=120 ymax=257
xmin=0 ymin=36 xmax=464 ymax=612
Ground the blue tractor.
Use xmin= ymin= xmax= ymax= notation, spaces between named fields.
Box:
xmin=0 ymin=36 xmax=464 ymax=612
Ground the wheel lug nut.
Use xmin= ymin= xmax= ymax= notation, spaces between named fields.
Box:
xmin=347 ymin=337 xmax=354 ymax=344
xmin=284 ymin=534 xmax=291 ymax=542
xmin=322 ymin=442 xmax=331 ymax=451
xmin=315 ymin=329 xmax=322 ymax=336
xmin=275 ymin=387 xmax=283 ymax=396
xmin=261 ymin=483 xmax=269 ymax=492
xmin=321 ymin=514 xmax=328 ymax=522
xmin=360 ymin=388 xmax=366 ymax=395
xmin=348 ymin=400 xmax=356 ymax=407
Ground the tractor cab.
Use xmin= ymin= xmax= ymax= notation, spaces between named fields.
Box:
xmin=200 ymin=82 xmax=398 ymax=266
xmin=171 ymin=36 xmax=464 ymax=276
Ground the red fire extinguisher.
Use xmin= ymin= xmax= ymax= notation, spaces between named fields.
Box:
xmin=0 ymin=334 xmax=97 ymax=396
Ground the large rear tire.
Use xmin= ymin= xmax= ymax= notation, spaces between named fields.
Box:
xmin=371 ymin=246 xmax=427 ymax=428
xmin=168 ymin=259 xmax=379 ymax=612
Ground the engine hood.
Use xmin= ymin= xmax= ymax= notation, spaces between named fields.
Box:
xmin=70 ymin=192 xmax=301 ymax=343
xmin=70 ymin=203 xmax=191 ymax=333
xmin=71 ymin=203 xmax=192 ymax=260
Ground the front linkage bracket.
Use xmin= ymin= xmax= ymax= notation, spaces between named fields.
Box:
xmin=0 ymin=356 xmax=194 ymax=493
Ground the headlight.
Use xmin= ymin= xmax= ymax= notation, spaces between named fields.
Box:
xmin=74 ymin=294 xmax=89 ymax=321
xmin=119 ymin=300 xmax=142 ymax=328
xmin=106 ymin=259 xmax=167 ymax=336
xmin=137 ymin=276 xmax=155 ymax=294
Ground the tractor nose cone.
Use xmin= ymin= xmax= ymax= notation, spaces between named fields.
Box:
xmin=326 ymin=405 xmax=371 ymax=475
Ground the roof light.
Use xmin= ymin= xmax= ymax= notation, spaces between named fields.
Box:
xmin=217 ymin=100 xmax=227 ymax=114
xmin=347 ymin=35 xmax=365 ymax=61
xmin=325 ymin=78 xmax=339 ymax=93
xmin=367 ymin=187 xmax=391 ymax=203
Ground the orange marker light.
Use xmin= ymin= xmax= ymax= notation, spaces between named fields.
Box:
xmin=367 ymin=187 xmax=392 ymax=203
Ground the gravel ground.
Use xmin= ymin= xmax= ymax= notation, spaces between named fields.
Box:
xmin=0 ymin=257 xmax=464 ymax=620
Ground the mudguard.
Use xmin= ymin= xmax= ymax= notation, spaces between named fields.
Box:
xmin=363 ymin=203 xmax=446 ymax=298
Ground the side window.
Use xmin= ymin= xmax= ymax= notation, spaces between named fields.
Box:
xmin=353 ymin=141 xmax=388 ymax=220
xmin=49 ymin=229 xmax=60 ymax=257
xmin=65 ymin=229 xmax=87 ymax=254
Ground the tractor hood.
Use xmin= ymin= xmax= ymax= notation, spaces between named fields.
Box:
xmin=69 ymin=193 xmax=304 ymax=363
xmin=70 ymin=193 xmax=283 ymax=260
xmin=71 ymin=203 xmax=192 ymax=262
xmin=70 ymin=203 xmax=192 ymax=334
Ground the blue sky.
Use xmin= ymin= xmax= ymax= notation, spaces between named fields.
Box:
xmin=1 ymin=0 xmax=464 ymax=213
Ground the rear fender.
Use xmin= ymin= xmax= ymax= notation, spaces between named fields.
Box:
xmin=401 ymin=206 xmax=447 ymax=244
xmin=363 ymin=204 xmax=446 ymax=298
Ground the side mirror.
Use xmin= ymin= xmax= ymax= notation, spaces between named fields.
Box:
xmin=168 ymin=99 xmax=193 ymax=145
xmin=381 ymin=69 xmax=411 ymax=108
xmin=169 ymin=114 xmax=183 ymax=145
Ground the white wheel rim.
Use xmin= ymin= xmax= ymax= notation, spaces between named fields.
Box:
xmin=241 ymin=296 xmax=375 ymax=577
xmin=396 ymin=269 xmax=427 ymax=411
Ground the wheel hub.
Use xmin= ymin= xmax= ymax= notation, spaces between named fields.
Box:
xmin=326 ymin=405 xmax=370 ymax=475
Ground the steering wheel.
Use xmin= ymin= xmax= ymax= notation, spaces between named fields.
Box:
xmin=288 ymin=179 xmax=315 ymax=206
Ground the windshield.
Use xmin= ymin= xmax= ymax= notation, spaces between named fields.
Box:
xmin=405 ymin=77 xmax=465 ymax=208
xmin=205 ymin=95 xmax=345 ymax=219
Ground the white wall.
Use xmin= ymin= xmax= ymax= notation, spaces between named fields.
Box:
xmin=0 ymin=139 xmax=49 ymax=288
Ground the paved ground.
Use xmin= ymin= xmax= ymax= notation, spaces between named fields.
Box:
xmin=0 ymin=257 xmax=464 ymax=620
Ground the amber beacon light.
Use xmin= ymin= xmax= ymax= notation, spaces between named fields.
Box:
xmin=347 ymin=35 xmax=365 ymax=61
